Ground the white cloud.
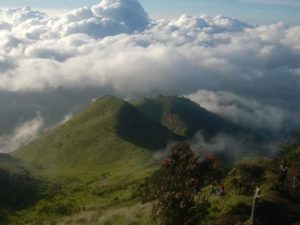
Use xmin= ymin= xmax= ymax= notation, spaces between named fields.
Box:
xmin=186 ymin=90 xmax=286 ymax=132
xmin=190 ymin=131 xmax=279 ymax=160
xmin=0 ymin=10 xmax=260 ymax=92
xmin=36 ymin=8 xmax=69 ymax=17
xmin=57 ymin=113 xmax=73 ymax=126
xmin=0 ymin=0 xmax=300 ymax=152
xmin=191 ymin=132 xmax=249 ymax=159
xmin=0 ymin=114 xmax=44 ymax=153
xmin=0 ymin=6 xmax=46 ymax=25
xmin=91 ymin=0 xmax=149 ymax=32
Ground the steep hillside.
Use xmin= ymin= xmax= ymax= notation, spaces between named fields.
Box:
xmin=0 ymin=154 xmax=41 ymax=223
xmin=2 ymin=96 xmax=177 ymax=224
xmin=13 ymin=96 xmax=174 ymax=180
xmin=6 ymin=95 xmax=293 ymax=225
xmin=132 ymin=95 xmax=238 ymax=138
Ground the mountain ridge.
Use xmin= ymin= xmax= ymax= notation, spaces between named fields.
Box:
xmin=12 ymin=95 xmax=174 ymax=180
xmin=1 ymin=95 xmax=299 ymax=225
xmin=131 ymin=95 xmax=240 ymax=138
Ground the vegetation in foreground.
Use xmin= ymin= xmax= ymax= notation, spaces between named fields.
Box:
xmin=2 ymin=140 xmax=298 ymax=225
xmin=135 ymin=140 xmax=300 ymax=225
xmin=0 ymin=96 xmax=299 ymax=224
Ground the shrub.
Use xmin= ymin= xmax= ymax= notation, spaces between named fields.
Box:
xmin=232 ymin=163 xmax=265 ymax=195
xmin=152 ymin=142 xmax=210 ymax=225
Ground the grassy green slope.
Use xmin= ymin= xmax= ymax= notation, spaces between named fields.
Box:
xmin=5 ymin=96 xmax=178 ymax=224
xmin=8 ymin=95 xmax=296 ymax=225
xmin=132 ymin=95 xmax=237 ymax=138
xmin=13 ymin=96 xmax=173 ymax=180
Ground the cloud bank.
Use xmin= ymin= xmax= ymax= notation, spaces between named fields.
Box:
xmin=0 ymin=0 xmax=300 ymax=152
xmin=0 ymin=114 xmax=43 ymax=153
xmin=186 ymin=90 xmax=287 ymax=133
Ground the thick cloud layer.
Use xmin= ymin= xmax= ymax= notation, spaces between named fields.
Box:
xmin=0 ymin=0 xmax=300 ymax=152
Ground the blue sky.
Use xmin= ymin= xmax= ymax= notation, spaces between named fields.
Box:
xmin=0 ymin=0 xmax=300 ymax=24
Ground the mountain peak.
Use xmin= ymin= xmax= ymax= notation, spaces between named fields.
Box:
xmin=14 ymin=95 xmax=174 ymax=178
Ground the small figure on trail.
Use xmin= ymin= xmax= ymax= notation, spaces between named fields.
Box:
xmin=278 ymin=161 xmax=288 ymax=188
xmin=210 ymin=183 xmax=225 ymax=196
xmin=218 ymin=183 xmax=226 ymax=196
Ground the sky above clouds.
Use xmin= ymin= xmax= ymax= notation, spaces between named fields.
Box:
xmin=0 ymin=0 xmax=300 ymax=24
xmin=0 ymin=0 xmax=300 ymax=152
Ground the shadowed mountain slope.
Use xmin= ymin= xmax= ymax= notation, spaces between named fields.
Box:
xmin=0 ymin=153 xmax=41 ymax=222
xmin=132 ymin=95 xmax=239 ymax=138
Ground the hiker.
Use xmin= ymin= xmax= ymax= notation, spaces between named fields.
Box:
xmin=278 ymin=161 xmax=288 ymax=188
xmin=218 ymin=183 xmax=226 ymax=196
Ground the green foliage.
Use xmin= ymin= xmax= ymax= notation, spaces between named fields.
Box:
xmin=36 ymin=199 xmax=74 ymax=216
xmin=134 ymin=155 xmax=225 ymax=206
xmin=133 ymin=169 xmax=165 ymax=203
xmin=230 ymin=163 xmax=266 ymax=195
xmin=198 ymin=155 xmax=227 ymax=186
xmin=276 ymin=134 xmax=300 ymax=174
xmin=153 ymin=142 xmax=210 ymax=225
xmin=268 ymin=136 xmax=300 ymax=190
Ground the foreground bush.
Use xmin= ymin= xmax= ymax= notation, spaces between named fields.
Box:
xmin=152 ymin=142 xmax=211 ymax=225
